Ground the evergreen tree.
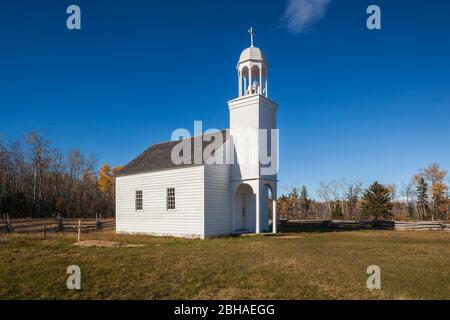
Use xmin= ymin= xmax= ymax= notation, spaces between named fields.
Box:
xmin=299 ymin=186 xmax=310 ymax=217
xmin=360 ymin=182 xmax=393 ymax=220
xmin=415 ymin=176 xmax=429 ymax=220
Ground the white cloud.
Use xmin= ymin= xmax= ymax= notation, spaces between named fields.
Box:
xmin=282 ymin=0 xmax=331 ymax=33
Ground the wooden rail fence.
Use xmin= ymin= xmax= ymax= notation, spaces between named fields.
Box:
xmin=279 ymin=219 xmax=450 ymax=232
xmin=0 ymin=213 xmax=115 ymax=234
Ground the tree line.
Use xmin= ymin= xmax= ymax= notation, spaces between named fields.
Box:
xmin=1 ymin=131 xmax=448 ymax=222
xmin=0 ymin=131 xmax=122 ymax=218
xmin=277 ymin=163 xmax=449 ymax=221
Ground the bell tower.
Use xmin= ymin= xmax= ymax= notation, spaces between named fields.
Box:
xmin=228 ymin=28 xmax=278 ymax=234
xmin=236 ymin=27 xmax=269 ymax=98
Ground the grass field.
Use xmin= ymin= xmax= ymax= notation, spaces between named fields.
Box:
xmin=0 ymin=230 xmax=449 ymax=300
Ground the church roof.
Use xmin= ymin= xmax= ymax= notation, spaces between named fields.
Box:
xmin=238 ymin=46 xmax=267 ymax=64
xmin=118 ymin=130 xmax=229 ymax=176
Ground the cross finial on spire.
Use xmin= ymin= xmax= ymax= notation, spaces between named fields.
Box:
xmin=248 ymin=27 xmax=254 ymax=47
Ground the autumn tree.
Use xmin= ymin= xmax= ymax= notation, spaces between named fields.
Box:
xmin=431 ymin=182 xmax=448 ymax=220
xmin=419 ymin=163 xmax=448 ymax=221
xmin=112 ymin=166 xmax=123 ymax=177
xmin=97 ymin=164 xmax=123 ymax=215
xmin=276 ymin=195 xmax=290 ymax=219
xmin=98 ymin=164 xmax=113 ymax=193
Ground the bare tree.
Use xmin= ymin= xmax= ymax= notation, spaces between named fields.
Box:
xmin=317 ymin=181 xmax=332 ymax=219
xmin=0 ymin=131 xmax=118 ymax=218
xmin=329 ymin=179 xmax=346 ymax=218
xmin=24 ymin=131 xmax=50 ymax=217
xmin=0 ymin=138 xmax=8 ymax=215
xmin=346 ymin=180 xmax=362 ymax=220
xmin=400 ymin=182 xmax=415 ymax=219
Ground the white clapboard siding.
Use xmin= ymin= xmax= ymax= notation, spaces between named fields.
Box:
xmin=204 ymin=163 xmax=232 ymax=236
xmin=116 ymin=166 xmax=205 ymax=238
xmin=259 ymin=187 xmax=268 ymax=232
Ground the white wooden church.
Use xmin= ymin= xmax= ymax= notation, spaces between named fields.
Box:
xmin=116 ymin=29 xmax=278 ymax=238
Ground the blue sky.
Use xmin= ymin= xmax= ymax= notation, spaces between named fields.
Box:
xmin=0 ymin=0 xmax=449 ymax=197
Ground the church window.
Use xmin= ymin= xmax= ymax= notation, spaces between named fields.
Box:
xmin=167 ymin=187 xmax=176 ymax=210
xmin=135 ymin=190 xmax=143 ymax=211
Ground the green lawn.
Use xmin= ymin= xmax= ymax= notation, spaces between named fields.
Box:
xmin=0 ymin=230 xmax=449 ymax=299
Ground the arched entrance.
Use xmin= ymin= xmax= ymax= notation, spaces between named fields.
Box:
xmin=262 ymin=182 xmax=277 ymax=233
xmin=261 ymin=183 xmax=274 ymax=232
xmin=234 ymin=184 xmax=254 ymax=232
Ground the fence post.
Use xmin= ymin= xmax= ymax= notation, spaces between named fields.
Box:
xmin=95 ymin=213 xmax=103 ymax=229
xmin=77 ymin=219 xmax=81 ymax=242
xmin=43 ymin=224 xmax=47 ymax=237
xmin=6 ymin=213 xmax=11 ymax=233
xmin=58 ymin=214 xmax=64 ymax=232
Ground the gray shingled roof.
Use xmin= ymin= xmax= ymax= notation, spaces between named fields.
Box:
xmin=118 ymin=130 xmax=228 ymax=176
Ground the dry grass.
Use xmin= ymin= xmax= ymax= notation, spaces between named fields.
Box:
xmin=73 ymin=240 xmax=145 ymax=248
xmin=0 ymin=230 xmax=449 ymax=300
